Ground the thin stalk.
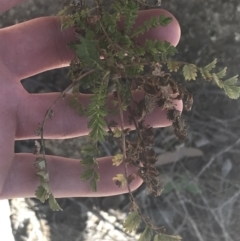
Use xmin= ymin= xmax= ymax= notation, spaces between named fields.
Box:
xmin=116 ymin=80 xmax=135 ymax=202
xmin=38 ymin=68 xmax=96 ymax=175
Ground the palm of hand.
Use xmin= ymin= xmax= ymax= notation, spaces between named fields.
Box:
xmin=0 ymin=1 xmax=182 ymax=199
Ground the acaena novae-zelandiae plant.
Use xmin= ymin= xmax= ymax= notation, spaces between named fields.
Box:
xmin=33 ymin=0 xmax=239 ymax=240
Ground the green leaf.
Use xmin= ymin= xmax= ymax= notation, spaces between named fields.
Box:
xmin=204 ymin=58 xmax=217 ymax=71
xmin=199 ymin=59 xmax=218 ymax=80
xmin=81 ymin=168 xmax=94 ymax=180
xmin=158 ymin=14 xmax=172 ymax=26
xmin=165 ymin=45 xmax=178 ymax=57
xmin=93 ymin=170 xmax=100 ymax=182
xmin=145 ymin=40 xmax=177 ymax=61
xmin=112 ymin=154 xmax=124 ymax=166
xmin=149 ymin=16 xmax=158 ymax=28
xmin=216 ymin=67 xmax=227 ymax=79
xmin=135 ymin=46 xmax=146 ymax=56
xmin=90 ymin=178 xmax=97 ymax=192
xmin=85 ymin=30 xmax=95 ymax=40
xmin=119 ymin=35 xmax=133 ymax=48
xmin=36 ymin=170 xmax=49 ymax=182
xmin=41 ymin=182 xmax=50 ymax=192
xmin=80 ymin=9 xmax=90 ymax=18
xmin=167 ymin=61 xmax=180 ymax=72
xmin=138 ymin=226 xmax=153 ymax=241
xmin=199 ymin=67 xmax=212 ymax=80
xmin=154 ymin=234 xmax=182 ymax=241
xmin=81 ymin=156 xmax=95 ymax=167
xmin=112 ymin=127 xmax=122 ymax=138
xmin=87 ymin=84 xmax=109 ymax=142
xmin=212 ymin=73 xmax=224 ymax=88
xmin=81 ymin=145 xmax=97 ymax=156
xmin=223 ymin=85 xmax=240 ymax=99
xmin=126 ymin=65 xmax=144 ymax=76
xmin=212 ymin=74 xmax=240 ymax=99
xmin=224 ymin=75 xmax=238 ymax=85
xmin=123 ymin=212 xmax=141 ymax=233
xmin=75 ymin=37 xmax=103 ymax=70
xmin=49 ymin=194 xmax=62 ymax=211
xmin=35 ymin=185 xmax=49 ymax=203
xmin=220 ymin=75 xmax=240 ymax=99
xmin=89 ymin=125 xmax=108 ymax=142
xmin=131 ymin=14 xmax=172 ymax=38
xmin=124 ymin=0 xmax=138 ymax=34
xmin=57 ymin=5 xmax=71 ymax=16
xmin=61 ymin=19 xmax=73 ymax=30
xmin=183 ymin=64 xmax=197 ymax=80
xmin=145 ymin=39 xmax=159 ymax=54
xmin=87 ymin=115 xmax=107 ymax=129
xmin=112 ymin=174 xmax=127 ymax=188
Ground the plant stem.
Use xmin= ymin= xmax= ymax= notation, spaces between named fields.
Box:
xmin=116 ymin=80 xmax=135 ymax=203
xmin=38 ymin=68 xmax=96 ymax=174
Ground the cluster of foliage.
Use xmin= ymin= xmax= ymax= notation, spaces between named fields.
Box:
xmin=34 ymin=0 xmax=239 ymax=240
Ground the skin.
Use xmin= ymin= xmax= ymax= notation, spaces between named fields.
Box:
xmin=0 ymin=0 xmax=182 ymax=199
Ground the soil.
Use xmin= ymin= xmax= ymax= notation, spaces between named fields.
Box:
xmin=1 ymin=0 xmax=240 ymax=240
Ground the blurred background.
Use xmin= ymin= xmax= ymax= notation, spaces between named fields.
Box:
xmin=1 ymin=0 xmax=240 ymax=240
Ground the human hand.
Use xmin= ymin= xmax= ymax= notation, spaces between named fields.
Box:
xmin=0 ymin=0 xmax=182 ymax=199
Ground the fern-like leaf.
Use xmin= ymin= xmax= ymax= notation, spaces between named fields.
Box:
xmin=138 ymin=226 xmax=153 ymax=241
xmin=112 ymin=174 xmax=127 ymax=188
xmin=87 ymin=71 xmax=110 ymax=141
xmin=199 ymin=67 xmax=212 ymax=80
xmin=144 ymin=40 xmax=177 ymax=62
xmin=216 ymin=67 xmax=227 ymax=79
xmin=112 ymin=127 xmax=122 ymax=138
xmin=204 ymin=58 xmax=217 ymax=71
xmin=213 ymin=74 xmax=240 ymax=99
xmin=81 ymin=168 xmax=94 ymax=180
xmin=183 ymin=64 xmax=197 ymax=80
xmin=35 ymin=185 xmax=49 ymax=203
xmin=130 ymin=14 xmax=172 ymax=38
xmin=212 ymin=73 xmax=224 ymax=88
xmin=167 ymin=61 xmax=180 ymax=72
xmin=80 ymin=142 xmax=100 ymax=191
xmin=124 ymin=0 xmax=138 ymax=34
xmin=49 ymin=194 xmax=62 ymax=211
xmin=224 ymin=75 xmax=238 ymax=85
xmin=158 ymin=14 xmax=173 ymax=26
xmin=199 ymin=59 xmax=218 ymax=80
xmin=223 ymin=83 xmax=240 ymax=99
xmin=81 ymin=156 xmax=95 ymax=167
xmin=36 ymin=170 xmax=49 ymax=182
xmin=112 ymin=154 xmax=124 ymax=166
xmin=75 ymin=36 xmax=103 ymax=70
xmin=123 ymin=212 xmax=142 ymax=233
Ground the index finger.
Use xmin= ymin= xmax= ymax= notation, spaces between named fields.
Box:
xmin=0 ymin=9 xmax=180 ymax=80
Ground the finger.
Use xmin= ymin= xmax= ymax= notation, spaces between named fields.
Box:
xmin=0 ymin=0 xmax=28 ymax=13
xmin=16 ymin=90 xmax=183 ymax=140
xmin=0 ymin=16 xmax=76 ymax=79
xmin=0 ymin=9 xmax=180 ymax=80
xmin=0 ymin=153 xmax=143 ymax=199
xmin=0 ymin=117 xmax=16 ymax=196
xmin=119 ymin=9 xmax=181 ymax=47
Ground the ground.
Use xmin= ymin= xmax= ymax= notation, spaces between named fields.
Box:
xmin=1 ymin=0 xmax=240 ymax=240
